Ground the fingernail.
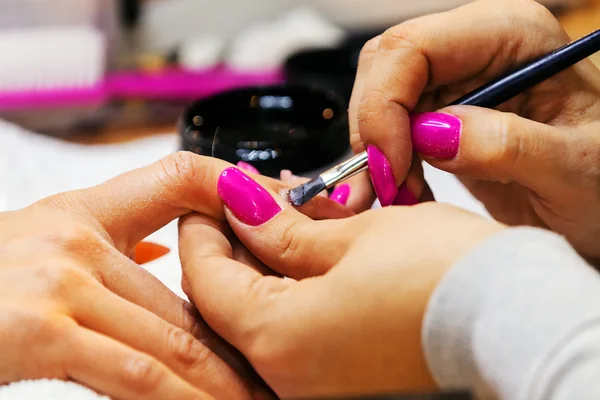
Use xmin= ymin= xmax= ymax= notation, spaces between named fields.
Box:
xmin=218 ymin=167 xmax=281 ymax=226
xmin=330 ymin=183 xmax=351 ymax=205
xmin=410 ymin=112 xmax=461 ymax=159
xmin=367 ymin=145 xmax=397 ymax=207
xmin=236 ymin=161 xmax=260 ymax=174
xmin=392 ymin=183 xmax=419 ymax=206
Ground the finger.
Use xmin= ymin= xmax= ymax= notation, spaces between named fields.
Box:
xmin=236 ymin=161 xmax=260 ymax=175
xmin=349 ymin=35 xmax=380 ymax=154
xmin=78 ymin=245 xmax=246 ymax=378
xmin=419 ymin=180 xmax=436 ymax=203
xmin=216 ymin=167 xmax=358 ymax=278
xmin=87 ymin=247 xmax=206 ymax=332
xmin=39 ymin=153 xmax=352 ymax=255
xmin=71 ymin=281 xmax=261 ymax=399
xmin=65 ymin=327 xmax=212 ymax=400
xmin=332 ymin=171 xmax=377 ymax=212
xmin=416 ymin=106 xmax=569 ymax=195
xmin=357 ymin=0 xmax=568 ymax=187
xmin=392 ymin=160 xmax=426 ymax=206
xmin=179 ymin=213 xmax=293 ymax=350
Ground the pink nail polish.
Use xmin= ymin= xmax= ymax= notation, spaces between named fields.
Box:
xmin=367 ymin=145 xmax=397 ymax=207
xmin=410 ymin=112 xmax=461 ymax=159
xmin=330 ymin=183 xmax=351 ymax=205
xmin=218 ymin=168 xmax=281 ymax=226
xmin=392 ymin=183 xmax=419 ymax=206
xmin=236 ymin=161 xmax=260 ymax=174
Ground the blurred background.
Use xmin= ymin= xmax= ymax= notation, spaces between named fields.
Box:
xmin=0 ymin=0 xmax=595 ymax=143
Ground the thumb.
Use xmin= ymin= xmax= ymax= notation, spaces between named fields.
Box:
xmin=37 ymin=152 xmax=352 ymax=255
xmin=217 ymin=167 xmax=357 ymax=279
xmin=411 ymin=107 xmax=564 ymax=193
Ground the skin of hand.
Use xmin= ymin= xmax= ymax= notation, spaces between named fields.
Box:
xmin=346 ymin=0 xmax=600 ymax=261
xmin=0 ymin=152 xmax=351 ymax=400
xmin=179 ymin=167 xmax=505 ymax=398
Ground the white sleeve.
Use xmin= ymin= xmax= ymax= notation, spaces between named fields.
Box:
xmin=423 ymin=227 xmax=600 ymax=400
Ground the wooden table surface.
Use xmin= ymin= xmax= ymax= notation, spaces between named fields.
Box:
xmin=71 ymin=0 xmax=600 ymax=145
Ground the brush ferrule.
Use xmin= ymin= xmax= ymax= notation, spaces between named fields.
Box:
xmin=320 ymin=151 xmax=369 ymax=188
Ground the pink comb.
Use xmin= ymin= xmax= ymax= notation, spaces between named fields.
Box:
xmin=0 ymin=67 xmax=284 ymax=111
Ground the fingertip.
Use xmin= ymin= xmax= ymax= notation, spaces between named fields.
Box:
xmin=410 ymin=111 xmax=461 ymax=160
xmin=236 ymin=161 xmax=260 ymax=175
xmin=218 ymin=168 xmax=282 ymax=227
xmin=367 ymin=145 xmax=398 ymax=206
xmin=330 ymin=183 xmax=351 ymax=205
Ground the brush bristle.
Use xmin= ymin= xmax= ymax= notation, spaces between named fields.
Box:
xmin=288 ymin=177 xmax=326 ymax=206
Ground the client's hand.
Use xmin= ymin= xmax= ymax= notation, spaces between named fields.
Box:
xmin=179 ymin=167 xmax=504 ymax=398
xmin=0 ymin=153 xmax=351 ymax=400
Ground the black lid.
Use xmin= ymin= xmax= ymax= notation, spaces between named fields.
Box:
xmin=284 ymin=47 xmax=358 ymax=102
xmin=179 ymin=85 xmax=350 ymax=177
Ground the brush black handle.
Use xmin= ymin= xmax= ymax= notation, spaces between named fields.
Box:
xmin=449 ymin=29 xmax=600 ymax=108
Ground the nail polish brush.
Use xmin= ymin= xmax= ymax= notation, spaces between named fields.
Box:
xmin=288 ymin=28 xmax=600 ymax=206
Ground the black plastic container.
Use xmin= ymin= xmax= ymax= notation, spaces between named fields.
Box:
xmin=179 ymin=85 xmax=350 ymax=177
xmin=283 ymin=29 xmax=386 ymax=103
xmin=284 ymin=47 xmax=358 ymax=102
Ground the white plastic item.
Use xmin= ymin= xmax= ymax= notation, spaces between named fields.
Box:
xmin=0 ymin=26 xmax=106 ymax=92
xmin=179 ymin=35 xmax=226 ymax=71
xmin=139 ymin=0 xmax=298 ymax=52
xmin=226 ymin=7 xmax=345 ymax=70
xmin=0 ymin=0 xmax=119 ymax=65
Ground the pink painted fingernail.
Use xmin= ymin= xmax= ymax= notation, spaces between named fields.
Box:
xmin=367 ymin=145 xmax=397 ymax=207
xmin=410 ymin=112 xmax=461 ymax=159
xmin=330 ymin=183 xmax=351 ymax=205
xmin=218 ymin=168 xmax=281 ymax=226
xmin=236 ymin=161 xmax=260 ymax=174
xmin=392 ymin=183 xmax=418 ymax=206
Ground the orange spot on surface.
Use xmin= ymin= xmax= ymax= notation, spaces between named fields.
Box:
xmin=133 ymin=242 xmax=170 ymax=265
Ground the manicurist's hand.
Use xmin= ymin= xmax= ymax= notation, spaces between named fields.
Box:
xmin=347 ymin=0 xmax=600 ymax=261
xmin=179 ymin=167 xmax=505 ymax=398
xmin=0 ymin=152 xmax=351 ymax=400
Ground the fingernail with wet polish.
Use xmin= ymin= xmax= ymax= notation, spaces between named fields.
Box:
xmin=236 ymin=161 xmax=260 ymax=174
xmin=218 ymin=168 xmax=281 ymax=226
xmin=367 ymin=145 xmax=397 ymax=207
xmin=330 ymin=183 xmax=351 ymax=205
xmin=392 ymin=183 xmax=418 ymax=206
xmin=411 ymin=112 xmax=461 ymax=159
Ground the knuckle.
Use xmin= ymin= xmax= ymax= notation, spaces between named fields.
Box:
xmin=350 ymin=135 xmax=364 ymax=154
xmin=166 ymin=324 xmax=212 ymax=368
xmin=37 ymin=192 xmax=81 ymax=212
xmin=358 ymin=36 xmax=380 ymax=64
xmin=179 ymin=302 xmax=206 ymax=339
xmin=158 ymin=151 xmax=216 ymax=200
xmin=357 ymin=100 xmax=384 ymax=133
xmin=24 ymin=312 xmax=75 ymax=346
xmin=277 ymin=222 xmax=304 ymax=266
xmin=380 ymin=24 xmax=418 ymax=52
xmin=159 ymin=152 xmax=200 ymax=188
xmin=487 ymin=113 xmax=523 ymax=183
xmin=121 ymin=356 xmax=165 ymax=394
xmin=506 ymin=0 xmax=564 ymax=36
xmin=40 ymin=262 xmax=91 ymax=299
xmin=45 ymin=223 xmax=100 ymax=255
xmin=523 ymin=0 xmax=554 ymax=23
